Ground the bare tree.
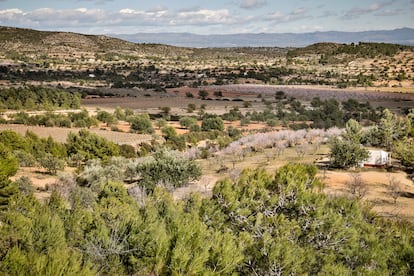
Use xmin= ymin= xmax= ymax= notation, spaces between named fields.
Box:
xmin=264 ymin=150 xmax=273 ymax=163
xmin=228 ymin=168 xmax=242 ymax=183
xmin=346 ymin=172 xmax=368 ymax=200
xmin=199 ymin=175 xmax=214 ymax=193
xmin=274 ymin=141 xmax=287 ymax=157
xmin=295 ymin=143 xmax=309 ymax=159
xmin=85 ymin=218 xmax=137 ymax=273
xmin=387 ymin=174 xmax=401 ymax=205
xmin=128 ymin=185 xmax=147 ymax=207
xmin=311 ymin=136 xmax=323 ymax=155
xmin=223 ymin=142 xmax=243 ymax=168
xmin=182 ymin=147 xmax=200 ymax=160
xmin=52 ymin=172 xmax=77 ymax=199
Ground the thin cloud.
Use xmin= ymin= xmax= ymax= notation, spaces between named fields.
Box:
xmin=375 ymin=9 xmax=402 ymax=16
xmin=0 ymin=7 xmax=242 ymax=30
xmin=265 ymin=7 xmax=310 ymax=23
xmin=239 ymin=0 xmax=267 ymax=9
xmin=0 ymin=8 xmax=24 ymax=23
xmin=343 ymin=1 xmax=395 ymax=19
xmin=76 ymin=0 xmax=114 ymax=4
xmin=175 ymin=9 xmax=238 ymax=25
xmin=319 ymin=10 xmax=337 ymax=18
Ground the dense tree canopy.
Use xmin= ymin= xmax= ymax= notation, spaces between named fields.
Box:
xmin=330 ymin=119 xmax=369 ymax=168
xmin=0 ymin=164 xmax=413 ymax=275
xmin=0 ymin=143 xmax=18 ymax=177
xmin=66 ymin=129 xmax=120 ymax=161
xmin=201 ymin=116 xmax=224 ymax=131
xmin=136 ymin=148 xmax=201 ymax=192
xmin=0 ymin=86 xmax=81 ymax=110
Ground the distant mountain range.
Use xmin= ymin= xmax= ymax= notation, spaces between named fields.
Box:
xmin=113 ymin=28 xmax=414 ymax=48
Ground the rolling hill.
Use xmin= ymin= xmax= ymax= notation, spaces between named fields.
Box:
xmin=113 ymin=28 xmax=414 ymax=48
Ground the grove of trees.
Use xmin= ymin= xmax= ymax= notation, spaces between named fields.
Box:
xmin=0 ymin=164 xmax=413 ymax=274
xmin=0 ymin=86 xmax=81 ymax=110
xmin=0 ymin=81 xmax=413 ymax=275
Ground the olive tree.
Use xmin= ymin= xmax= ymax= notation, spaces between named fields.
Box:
xmin=136 ymin=148 xmax=201 ymax=192
xmin=128 ymin=114 xmax=154 ymax=134
xmin=179 ymin=116 xmax=197 ymax=129
xmin=38 ymin=153 xmax=65 ymax=175
xmin=201 ymin=116 xmax=224 ymax=131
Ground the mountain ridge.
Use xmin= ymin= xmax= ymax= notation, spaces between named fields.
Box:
xmin=112 ymin=28 xmax=414 ymax=48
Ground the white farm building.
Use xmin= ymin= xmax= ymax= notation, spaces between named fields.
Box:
xmin=361 ymin=149 xmax=390 ymax=167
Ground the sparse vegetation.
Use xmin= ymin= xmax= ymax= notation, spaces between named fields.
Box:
xmin=0 ymin=26 xmax=414 ymax=275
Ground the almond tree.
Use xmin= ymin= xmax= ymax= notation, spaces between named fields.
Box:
xmin=222 ymin=141 xmax=243 ymax=168
xmin=346 ymin=171 xmax=368 ymax=200
xmin=388 ymin=174 xmax=401 ymax=205
xmin=295 ymin=143 xmax=309 ymax=159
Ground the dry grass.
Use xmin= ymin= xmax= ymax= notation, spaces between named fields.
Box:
xmin=12 ymin=136 xmax=414 ymax=223
xmin=322 ymin=170 xmax=414 ymax=223
xmin=177 ymin=145 xmax=414 ymax=223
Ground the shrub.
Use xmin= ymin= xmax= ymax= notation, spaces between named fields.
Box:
xmin=97 ymin=110 xmax=117 ymax=125
xmin=227 ymin=126 xmax=242 ymax=139
xmin=0 ymin=143 xmax=18 ymax=177
xmin=66 ymin=129 xmax=120 ymax=161
xmin=119 ymin=144 xmax=137 ymax=158
xmin=201 ymin=116 xmax=224 ymax=131
xmin=266 ymin=118 xmax=278 ymax=127
xmin=189 ymin=124 xmax=201 ymax=132
xmin=128 ymin=114 xmax=154 ymax=134
xmin=15 ymin=176 xmax=35 ymax=195
xmin=38 ymin=153 xmax=65 ymax=175
xmin=198 ymin=90 xmax=209 ymax=100
xmin=179 ymin=116 xmax=197 ymax=129
xmin=136 ymin=148 xmax=201 ymax=192
xmin=13 ymin=150 xmax=37 ymax=167
xmin=213 ymin=91 xmax=223 ymax=97
xmin=187 ymin=103 xmax=196 ymax=113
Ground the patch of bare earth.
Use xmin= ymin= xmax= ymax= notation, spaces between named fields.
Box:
xmin=177 ymin=146 xmax=414 ymax=223
xmin=322 ymin=170 xmax=414 ymax=223
xmin=11 ymin=167 xmax=76 ymax=201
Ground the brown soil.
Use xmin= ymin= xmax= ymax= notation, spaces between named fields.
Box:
xmin=14 ymin=137 xmax=414 ymax=223
xmin=175 ymin=146 xmax=414 ymax=223
xmin=322 ymin=170 xmax=414 ymax=222
xmin=11 ymin=167 xmax=76 ymax=201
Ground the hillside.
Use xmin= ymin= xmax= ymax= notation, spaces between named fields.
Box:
xmin=113 ymin=28 xmax=414 ymax=48
xmin=0 ymin=26 xmax=287 ymax=63
xmin=0 ymin=26 xmax=413 ymax=91
xmin=0 ymin=26 xmax=198 ymax=64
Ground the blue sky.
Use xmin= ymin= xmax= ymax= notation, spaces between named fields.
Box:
xmin=0 ymin=0 xmax=413 ymax=34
